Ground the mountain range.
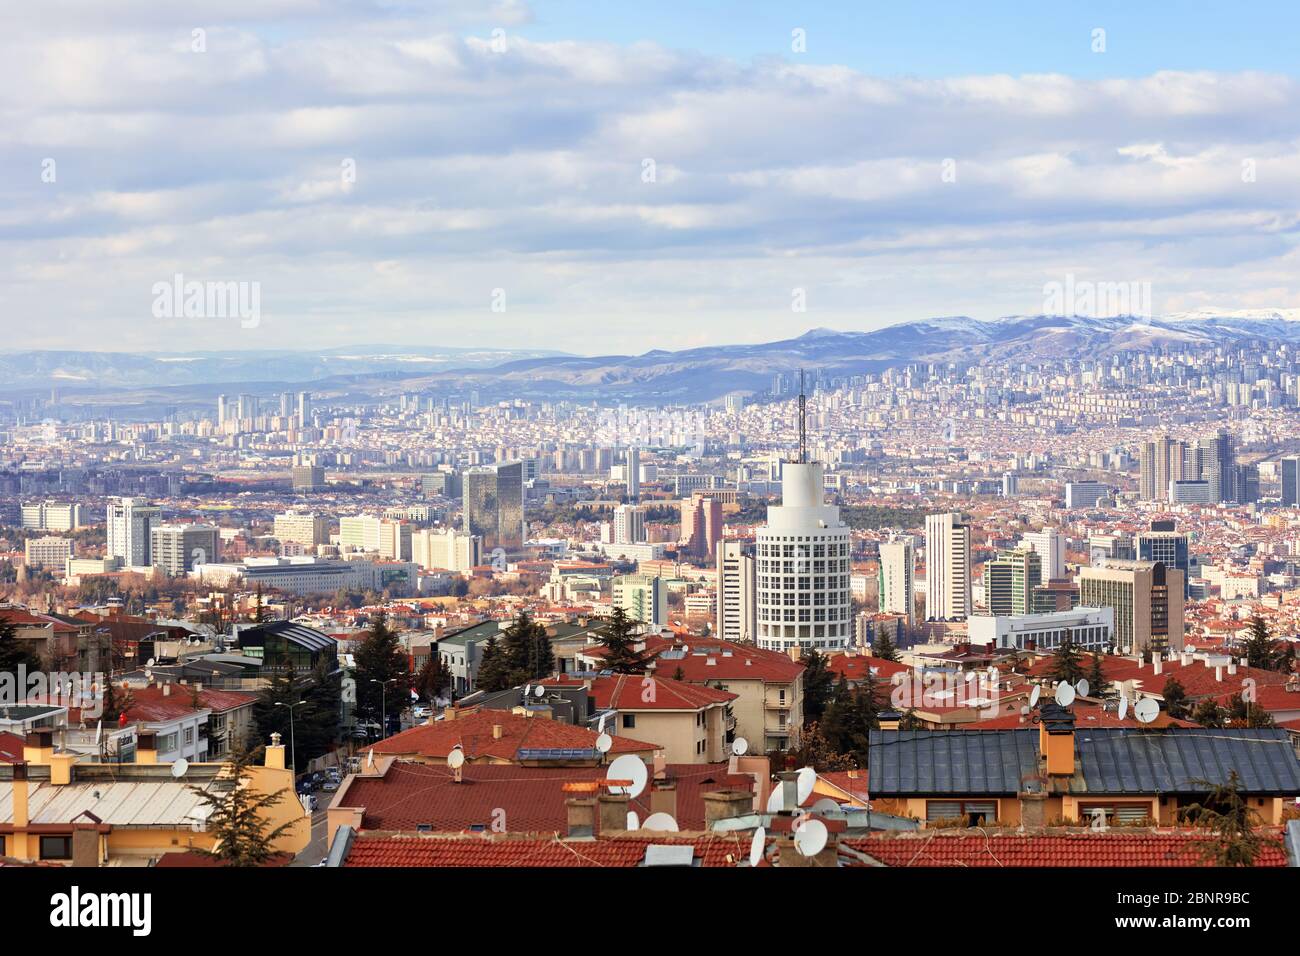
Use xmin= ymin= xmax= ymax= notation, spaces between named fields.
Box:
xmin=7 ymin=312 xmax=1300 ymax=407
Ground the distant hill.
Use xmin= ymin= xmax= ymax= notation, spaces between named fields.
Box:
xmin=8 ymin=313 xmax=1300 ymax=405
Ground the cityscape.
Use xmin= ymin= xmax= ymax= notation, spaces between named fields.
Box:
xmin=3 ymin=0 xmax=1299 ymax=936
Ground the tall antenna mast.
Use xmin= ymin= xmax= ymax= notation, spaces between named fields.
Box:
xmin=798 ymin=368 xmax=807 ymax=464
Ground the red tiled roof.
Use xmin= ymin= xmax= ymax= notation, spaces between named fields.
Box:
xmin=971 ymin=699 xmax=1196 ymax=729
xmin=0 ymin=732 xmax=25 ymax=763
xmin=341 ymin=760 xmax=755 ymax=832
xmin=343 ymin=832 xmax=753 ymax=867
xmin=827 ymin=653 xmax=910 ymax=684
xmin=24 ymin=684 xmax=256 ymax=724
xmin=639 ymin=637 xmax=805 ymax=683
xmin=0 ymin=608 xmax=78 ymax=632
xmin=369 ymin=709 xmax=659 ymax=761
xmin=579 ymin=674 xmax=736 ymax=711
xmin=847 ymin=832 xmax=1289 ymax=867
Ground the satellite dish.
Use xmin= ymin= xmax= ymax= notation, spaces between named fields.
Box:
xmin=366 ymin=748 xmax=374 ymax=768
xmin=1075 ymin=678 xmax=1090 ymax=698
xmin=95 ymin=721 xmax=103 ymax=745
xmin=626 ymin=810 xmax=640 ymax=830
xmin=796 ymin=767 xmax=817 ymax=805
xmin=1029 ymin=685 xmax=1041 ymax=708
xmin=597 ymin=713 xmax=607 ymax=735
xmin=642 ymin=812 xmax=679 ymax=832
xmin=810 ymin=797 xmax=839 ymax=816
xmin=605 ymin=754 xmax=648 ymax=798
xmin=1134 ymin=698 xmax=1159 ymax=724
xmin=447 ymin=748 xmax=465 ymax=769
xmin=1054 ymin=682 xmax=1075 ymax=707
xmin=793 ymin=818 xmax=829 ymax=857
xmin=1118 ymin=692 xmax=1129 ymax=720
xmin=749 ymin=827 xmax=766 ymax=867
xmin=146 ymin=658 xmax=156 ymax=668
xmin=171 ymin=758 xmax=189 ymax=779
xmin=595 ymin=732 xmax=612 ymax=754
xmin=523 ymin=684 xmax=531 ymax=697
xmin=765 ymin=786 xmax=784 ymax=813
xmin=990 ymin=666 xmax=1000 ymax=681
xmin=534 ymin=685 xmax=545 ymax=699
xmin=731 ymin=736 xmax=748 ymax=757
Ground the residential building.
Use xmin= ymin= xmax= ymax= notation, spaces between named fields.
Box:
xmin=925 ymin=512 xmax=972 ymax=622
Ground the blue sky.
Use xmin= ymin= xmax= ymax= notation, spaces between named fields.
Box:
xmin=3 ymin=1 xmax=1299 ymax=354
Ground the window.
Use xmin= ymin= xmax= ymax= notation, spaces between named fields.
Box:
xmin=622 ymin=714 xmax=635 ymax=729
xmin=1079 ymin=802 xmax=1154 ymax=825
xmin=40 ymin=835 xmax=73 ymax=860
xmin=925 ymin=800 xmax=997 ymax=826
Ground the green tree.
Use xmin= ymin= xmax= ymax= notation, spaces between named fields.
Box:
xmin=801 ymin=649 xmax=836 ymax=726
xmin=1162 ymin=676 xmax=1190 ymax=720
xmin=872 ymin=631 xmax=899 ymax=663
xmin=352 ymin=611 xmax=412 ymax=732
xmin=1242 ymin=615 xmax=1274 ymax=671
xmin=1182 ymin=770 xmax=1264 ymax=867
xmin=0 ymin=617 xmax=42 ymax=676
xmin=592 ymin=607 xmax=658 ymax=674
xmin=499 ymin=611 xmax=554 ymax=683
xmin=188 ymin=745 xmax=296 ymax=867
xmin=474 ymin=636 xmax=514 ymax=693
xmin=1191 ymin=698 xmax=1226 ymax=728
xmin=1224 ymin=692 xmax=1275 ymax=728
xmin=414 ymin=653 xmax=449 ymax=704
xmin=1046 ymin=635 xmax=1086 ymax=686
xmin=1085 ymin=652 xmax=1109 ymax=698
xmin=821 ymin=674 xmax=879 ymax=767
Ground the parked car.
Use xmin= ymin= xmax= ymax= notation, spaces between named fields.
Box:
xmin=321 ymin=779 xmax=340 ymax=793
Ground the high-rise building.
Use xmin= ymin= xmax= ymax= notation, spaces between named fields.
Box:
xmin=1065 ymin=481 xmax=1108 ymax=509
xmin=1199 ymin=430 xmax=1235 ymax=503
xmin=340 ymin=516 xmax=411 ymax=560
xmin=755 ymin=460 xmax=852 ymax=653
xmin=612 ymin=573 xmax=667 ymax=629
xmin=273 ymin=511 xmax=331 ymax=548
xmin=1136 ymin=529 xmax=1191 ymax=596
xmin=1282 ymin=457 xmax=1300 ymax=507
xmin=877 ymin=538 xmax=915 ymax=626
xmin=924 ymin=512 xmax=972 ymax=621
xmin=626 ymin=446 xmax=640 ymax=501
xmin=1020 ymin=528 xmax=1065 ymax=584
xmin=296 ymin=391 xmax=311 ymax=428
xmin=291 ymin=463 xmax=326 ymax=492
xmin=985 ymin=548 xmax=1041 ymax=617
xmin=1001 ymin=472 xmax=1019 ymax=497
xmin=715 ymin=539 xmax=756 ymax=643
xmin=25 ymin=536 xmax=75 ymax=570
xmin=151 ymin=524 xmax=220 ymax=576
xmin=216 ymin=394 xmax=230 ymax=426
xmin=463 ymin=461 xmax=525 ymax=552
xmin=679 ymin=493 xmax=722 ymax=561
xmin=20 ymin=500 xmax=82 ymax=532
xmin=412 ymin=528 xmax=481 ymax=572
xmin=1079 ymin=560 xmax=1184 ymax=655
xmin=612 ymin=504 xmax=646 ymax=545
xmin=1139 ymin=436 xmax=1190 ymax=501
xmin=107 ymin=497 xmax=161 ymax=567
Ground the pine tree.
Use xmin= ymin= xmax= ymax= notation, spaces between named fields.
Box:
xmin=1242 ymin=615 xmax=1274 ymax=671
xmin=474 ymin=636 xmax=514 ymax=693
xmin=872 ymin=631 xmax=899 ymax=663
xmin=1191 ymin=698 xmax=1226 ymax=728
xmin=1162 ymin=675 xmax=1189 ymax=720
xmin=1086 ymin=652 xmax=1109 ymax=698
xmin=1046 ymin=635 xmax=1086 ymax=686
xmin=189 ymin=745 xmax=296 ymax=867
xmin=0 ymin=617 xmax=42 ymax=676
xmin=414 ymin=654 xmax=449 ymax=705
xmin=801 ymin=649 xmax=835 ymax=725
xmin=593 ymin=607 xmax=658 ymax=674
xmin=1225 ymin=692 xmax=1275 ymax=728
xmin=353 ymin=610 xmax=413 ymax=730
xmin=499 ymin=611 xmax=553 ymax=682
xmin=1183 ymin=770 xmax=1263 ymax=867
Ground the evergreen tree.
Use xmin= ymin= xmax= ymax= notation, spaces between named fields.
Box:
xmin=821 ymin=674 xmax=879 ymax=767
xmin=801 ymin=649 xmax=836 ymax=726
xmin=1242 ymin=615 xmax=1274 ymax=671
xmin=1191 ymin=698 xmax=1226 ymax=728
xmin=1224 ymin=692 xmax=1275 ymax=728
xmin=188 ymin=745 xmax=296 ymax=866
xmin=499 ymin=611 xmax=553 ymax=683
xmin=252 ymin=661 xmax=341 ymax=771
xmin=1085 ymin=652 xmax=1109 ymax=698
xmin=1162 ymin=675 xmax=1190 ymax=720
xmin=474 ymin=636 xmax=514 ymax=693
xmin=353 ymin=611 xmax=413 ymax=731
xmin=0 ymin=617 xmax=42 ymax=677
xmin=593 ymin=607 xmax=658 ymax=674
xmin=414 ymin=653 xmax=449 ymax=705
xmin=1046 ymin=635 xmax=1086 ymax=686
xmin=872 ymin=631 xmax=899 ymax=663
xmin=1183 ymin=770 xmax=1264 ymax=867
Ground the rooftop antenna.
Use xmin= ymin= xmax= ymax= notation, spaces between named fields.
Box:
xmin=798 ymin=369 xmax=808 ymax=464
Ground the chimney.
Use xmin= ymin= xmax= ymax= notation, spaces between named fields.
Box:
xmin=23 ymin=729 xmax=54 ymax=766
xmin=1228 ymin=661 xmax=1237 ymax=675
xmin=265 ymin=732 xmax=287 ymax=770
xmin=1215 ymin=666 xmax=1223 ymax=683
xmin=598 ymin=788 xmax=629 ymax=834
xmin=650 ymin=779 xmax=678 ymax=821
xmin=1038 ymin=703 xmax=1076 ymax=777
xmin=775 ymin=770 xmax=800 ymax=814
xmin=703 ymin=789 xmax=754 ymax=828
xmin=1153 ymin=658 xmax=1162 ymax=676
xmin=72 ymin=827 xmax=99 ymax=868
xmin=50 ymin=752 xmax=77 ymax=786
xmin=11 ymin=762 xmax=29 ymax=830
xmin=565 ymin=795 xmax=597 ymax=838
xmin=442 ymin=706 xmax=457 ymax=722
xmin=136 ymin=729 xmax=158 ymax=764
xmin=492 ymin=723 xmax=503 ymax=740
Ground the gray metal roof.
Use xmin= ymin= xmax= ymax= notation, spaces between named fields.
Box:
xmin=869 ymin=729 xmax=1300 ymax=796
xmin=239 ymin=621 xmax=337 ymax=654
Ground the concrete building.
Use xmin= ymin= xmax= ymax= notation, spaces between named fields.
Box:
xmin=106 ymin=497 xmax=161 ymax=567
xmin=20 ymin=501 xmax=82 ymax=532
xmin=1079 ymin=560 xmax=1185 ymax=655
xmin=24 ymin=536 xmax=74 ymax=570
xmin=412 ymin=527 xmax=481 ymax=572
xmin=1020 ymin=527 xmax=1065 ymax=584
xmin=274 ymin=511 xmax=331 ymax=548
xmin=463 ymin=461 xmax=525 ymax=553
xmin=877 ymin=538 xmax=915 ymax=626
xmin=925 ymin=512 xmax=972 ymax=622
xmin=679 ymin=493 xmax=723 ymax=561
xmin=612 ymin=573 xmax=668 ymax=629
xmin=715 ymin=539 xmax=756 ymax=643
xmin=612 ymin=504 xmax=646 ymax=545
xmin=150 ymin=523 xmax=221 ymax=576
xmin=967 ymin=607 xmax=1115 ymax=652
xmin=985 ymin=548 xmax=1041 ymax=617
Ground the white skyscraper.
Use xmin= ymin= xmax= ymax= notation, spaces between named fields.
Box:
xmin=924 ymin=512 xmax=972 ymax=621
xmin=107 ymin=497 xmax=161 ymax=567
xmin=612 ymin=504 xmax=646 ymax=544
xmin=755 ymin=459 xmax=851 ymax=654
xmin=626 ymin=446 xmax=640 ymax=500
xmin=715 ymin=539 xmax=756 ymax=643
xmin=877 ymin=538 xmax=915 ymax=626
xmin=1021 ymin=527 xmax=1065 ymax=584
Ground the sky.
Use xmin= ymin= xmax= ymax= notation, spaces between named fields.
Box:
xmin=3 ymin=0 xmax=1300 ymax=355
